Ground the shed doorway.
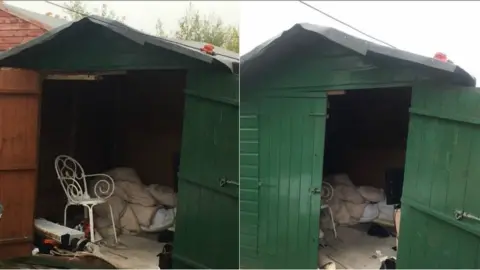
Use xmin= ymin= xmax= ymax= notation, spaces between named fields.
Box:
xmin=36 ymin=70 xmax=185 ymax=267
xmin=318 ymin=87 xmax=411 ymax=269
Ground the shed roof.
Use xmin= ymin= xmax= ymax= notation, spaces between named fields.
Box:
xmin=0 ymin=15 xmax=239 ymax=73
xmin=1 ymin=2 xmax=68 ymax=30
xmin=241 ymin=23 xmax=475 ymax=86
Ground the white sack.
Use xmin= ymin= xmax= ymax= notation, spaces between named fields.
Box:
xmin=329 ymin=173 xmax=355 ymax=187
xmin=141 ymin=208 xmax=176 ymax=232
xmin=106 ymin=167 xmax=142 ymax=184
xmin=335 ymin=185 xmax=365 ymax=204
xmin=147 ymin=184 xmax=177 ymax=207
xmin=93 ymin=195 xmax=127 ymax=223
xmin=359 ymin=203 xmax=380 ymax=223
xmin=115 ymin=181 xmax=157 ymax=207
xmin=333 ymin=203 xmax=352 ymax=225
xmin=357 ymin=186 xmax=385 ymax=203
xmin=377 ymin=199 xmax=395 ymax=222
xmin=119 ymin=205 xmax=142 ymax=234
xmin=129 ymin=203 xmax=160 ymax=227
xmin=344 ymin=202 xmax=368 ymax=220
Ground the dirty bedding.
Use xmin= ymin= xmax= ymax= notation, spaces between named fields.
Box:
xmin=89 ymin=167 xmax=177 ymax=239
xmin=320 ymin=174 xmax=395 ymax=232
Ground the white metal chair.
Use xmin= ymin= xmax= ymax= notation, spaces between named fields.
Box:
xmin=320 ymin=182 xmax=337 ymax=239
xmin=55 ymin=155 xmax=118 ymax=244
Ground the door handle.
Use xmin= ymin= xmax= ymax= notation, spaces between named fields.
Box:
xmin=219 ymin=177 xmax=239 ymax=187
xmin=309 ymin=187 xmax=322 ymax=194
xmin=0 ymin=202 xmax=3 ymax=219
xmin=454 ymin=210 xmax=480 ymax=222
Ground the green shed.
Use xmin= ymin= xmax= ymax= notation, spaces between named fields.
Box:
xmin=0 ymin=16 xmax=238 ymax=268
xmin=240 ymin=23 xmax=478 ymax=269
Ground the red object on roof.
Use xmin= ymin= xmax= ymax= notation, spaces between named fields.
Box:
xmin=200 ymin=43 xmax=215 ymax=55
xmin=434 ymin=52 xmax=448 ymax=63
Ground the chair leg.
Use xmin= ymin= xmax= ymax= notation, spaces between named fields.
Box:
xmin=87 ymin=205 xmax=95 ymax=243
xmin=64 ymin=204 xmax=70 ymax=226
xmin=108 ymin=203 xmax=118 ymax=244
xmin=327 ymin=206 xmax=337 ymax=238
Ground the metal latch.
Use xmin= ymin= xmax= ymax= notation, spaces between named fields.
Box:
xmin=309 ymin=187 xmax=322 ymax=194
xmin=219 ymin=177 xmax=239 ymax=187
xmin=454 ymin=210 xmax=480 ymax=222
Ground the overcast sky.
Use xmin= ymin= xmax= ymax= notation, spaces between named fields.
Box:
xmin=6 ymin=1 xmax=240 ymax=36
xmin=241 ymin=1 xmax=480 ymax=84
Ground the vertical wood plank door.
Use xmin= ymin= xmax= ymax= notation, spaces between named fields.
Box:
xmin=0 ymin=68 xmax=40 ymax=259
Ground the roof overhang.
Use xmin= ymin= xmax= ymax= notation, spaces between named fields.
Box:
xmin=241 ymin=23 xmax=475 ymax=86
xmin=0 ymin=15 xmax=239 ymax=74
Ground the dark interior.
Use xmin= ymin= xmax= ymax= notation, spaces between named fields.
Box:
xmin=35 ymin=70 xmax=186 ymax=222
xmin=323 ymin=87 xmax=411 ymax=189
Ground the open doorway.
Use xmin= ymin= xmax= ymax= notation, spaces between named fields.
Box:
xmin=35 ymin=70 xmax=185 ymax=267
xmin=318 ymin=87 xmax=411 ymax=269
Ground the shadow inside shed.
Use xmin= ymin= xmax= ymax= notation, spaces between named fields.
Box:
xmin=36 ymin=70 xmax=184 ymax=253
xmin=319 ymin=87 xmax=411 ymax=269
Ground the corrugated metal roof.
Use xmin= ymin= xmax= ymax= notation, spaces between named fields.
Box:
xmin=241 ymin=23 xmax=475 ymax=86
xmin=2 ymin=2 xmax=68 ymax=30
xmin=0 ymin=15 xmax=239 ymax=73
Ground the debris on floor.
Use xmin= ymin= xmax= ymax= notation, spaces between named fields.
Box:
xmin=367 ymin=224 xmax=392 ymax=238
xmin=320 ymin=261 xmax=337 ymax=270
xmin=158 ymin=243 xmax=173 ymax=269
xmin=29 ymin=167 xmax=178 ymax=269
xmin=379 ymin=257 xmax=396 ymax=269
xmin=318 ymin=225 xmax=396 ymax=269
xmin=95 ymin=234 xmax=166 ymax=268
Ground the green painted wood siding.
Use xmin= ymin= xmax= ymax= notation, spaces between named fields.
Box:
xmin=171 ymin=70 xmax=239 ymax=269
xmin=398 ymin=84 xmax=480 ymax=269
xmin=240 ymin=42 xmax=471 ymax=269
xmin=239 ymin=106 xmax=260 ymax=268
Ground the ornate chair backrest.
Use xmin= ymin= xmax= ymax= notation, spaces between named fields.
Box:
xmin=54 ymin=155 xmax=89 ymax=202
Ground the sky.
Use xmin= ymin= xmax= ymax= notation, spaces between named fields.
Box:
xmin=240 ymin=1 xmax=480 ymax=84
xmin=6 ymin=1 xmax=240 ymax=36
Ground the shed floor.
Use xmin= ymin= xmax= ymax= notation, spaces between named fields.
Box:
xmin=318 ymin=224 xmax=396 ymax=269
xmin=93 ymin=234 xmax=164 ymax=269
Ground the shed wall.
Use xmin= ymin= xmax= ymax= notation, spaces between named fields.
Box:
xmin=240 ymin=47 xmax=431 ymax=267
xmin=242 ymin=44 xmax=442 ymax=93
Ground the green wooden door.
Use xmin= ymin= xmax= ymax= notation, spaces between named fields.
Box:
xmin=398 ymin=84 xmax=480 ymax=268
xmin=244 ymin=91 xmax=327 ymax=269
xmin=173 ymin=71 xmax=239 ymax=269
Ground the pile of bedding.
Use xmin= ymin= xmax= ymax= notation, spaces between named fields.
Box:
xmin=320 ymin=173 xmax=394 ymax=230
xmin=90 ymin=167 xmax=177 ymax=239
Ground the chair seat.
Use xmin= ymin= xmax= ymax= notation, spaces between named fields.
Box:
xmin=71 ymin=198 xmax=106 ymax=205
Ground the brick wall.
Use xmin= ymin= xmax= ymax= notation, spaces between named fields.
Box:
xmin=0 ymin=9 xmax=46 ymax=51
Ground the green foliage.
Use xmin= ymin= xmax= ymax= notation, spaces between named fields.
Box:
xmin=62 ymin=1 xmax=126 ymax=22
xmin=224 ymin=25 xmax=239 ymax=53
xmin=173 ymin=2 xmax=239 ymax=53
xmin=58 ymin=1 xmax=238 ymax=53
xmin=155 ymin=19 xmax=167 ymax=37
